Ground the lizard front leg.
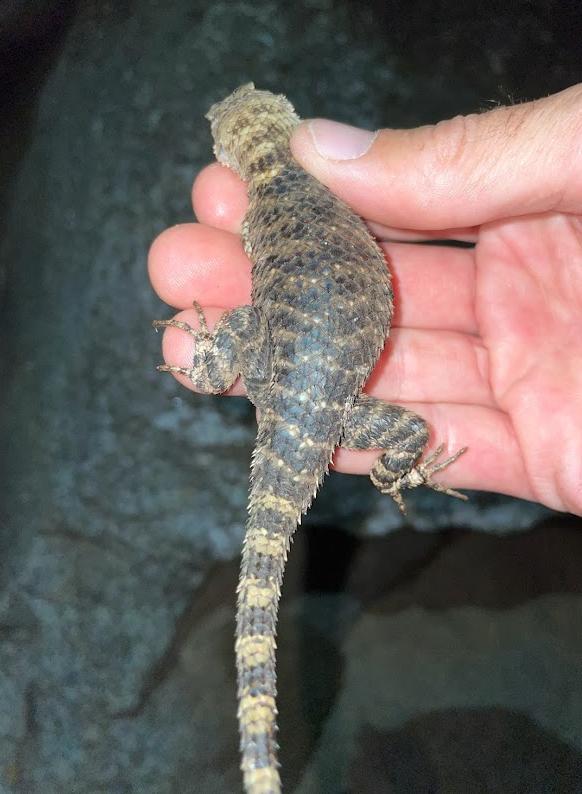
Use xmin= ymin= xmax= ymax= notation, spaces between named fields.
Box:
xmin=153 ymin=302 xmax=272 ymax=407
xmin=342 ymin=394 xmax=467 ymax=514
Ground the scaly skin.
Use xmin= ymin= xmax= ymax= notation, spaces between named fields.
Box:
xmin=154 ymin=84 xmax=467 ymax=794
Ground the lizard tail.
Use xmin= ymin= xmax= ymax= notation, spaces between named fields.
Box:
xmin=236 ymin=492 xmax=296 ymax=794
xmin=236 ymin=428 xmax=319 ymax=794
xmin=236 ymin=405 xmax=336 ymax=792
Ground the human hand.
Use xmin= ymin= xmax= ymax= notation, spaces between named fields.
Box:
xmin=149 ymin=84 xmax=582 ymax=514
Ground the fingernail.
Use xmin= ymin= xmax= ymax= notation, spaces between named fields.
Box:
xmin=308 ymin=119 xmax=378 ymax=160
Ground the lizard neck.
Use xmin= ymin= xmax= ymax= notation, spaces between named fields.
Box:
xmin=246 ymin=145 xmax=295 ymax=189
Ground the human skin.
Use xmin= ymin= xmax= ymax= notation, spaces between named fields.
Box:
xmin=149 ymin=84 xmax=582 ymax=515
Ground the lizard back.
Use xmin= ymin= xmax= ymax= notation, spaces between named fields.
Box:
xmin=248 ymin=159 xmax=393 ymax=511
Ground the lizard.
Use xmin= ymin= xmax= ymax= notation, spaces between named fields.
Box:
xmin=153 ymin=83 xmax=467 ymax=794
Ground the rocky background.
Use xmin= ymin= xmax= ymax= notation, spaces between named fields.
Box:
xmin=1 ymin=1 xmax=582 ymax=791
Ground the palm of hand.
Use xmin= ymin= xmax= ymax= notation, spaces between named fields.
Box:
xmin=474 ymin=212 xmax=582 ymax=512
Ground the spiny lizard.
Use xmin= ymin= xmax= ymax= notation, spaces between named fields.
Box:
xmin=154 ymin=84 xmax=467 ymax=794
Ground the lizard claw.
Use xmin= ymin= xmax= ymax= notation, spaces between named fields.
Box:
xmin=152 ymin=309 xmax=207 ymax=380
xmin=156 ymin=363 xmax=195 ymax=378
xmin=378 ymin=444 xmax=468 ymax=514
xmin=152 ymin=300 xmax=212 ymax=337
xmin=418 ymin=443 xmax=468 ymax=488
xmin=192 ymin=300 xmax=210 ymax=333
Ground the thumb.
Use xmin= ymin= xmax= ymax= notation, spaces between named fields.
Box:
xmin=290 ymin=84 xmax=582 ymax=230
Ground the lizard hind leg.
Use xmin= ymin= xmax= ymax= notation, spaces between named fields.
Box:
xmin=342 ymin=394 xmax=467 ymax=514
xmin=153 ymin=302 xmax=272 ymax=405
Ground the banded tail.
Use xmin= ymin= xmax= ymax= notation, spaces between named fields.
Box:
xmin=236 ymin=506 xmax=291 ymax=794
xmin=236 ymin=414 xmax=334 ymax=793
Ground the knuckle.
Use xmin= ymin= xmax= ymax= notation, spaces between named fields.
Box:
xmin=497 ymin=102 xmax=529 ymax=141
xmin=424 ymin=113 xmax=475 ymax=172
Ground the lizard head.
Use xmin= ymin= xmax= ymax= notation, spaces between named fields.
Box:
xmin=206 ymin=83 xmax=300 ymax=182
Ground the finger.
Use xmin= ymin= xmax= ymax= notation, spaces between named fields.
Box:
xmin=368 ymin=327 xmax=492 ymax=406
xmin=155 ymin=313 xmax=522 ymax=498
xmin=193 ymin=161 xmax=480 ymax=242
xmin=155 ymin=308 xmax=491 ymax=409
xmin=149 ymin=224 xmax=477 ymax=332
xmin=148 ymin=223 xmax=252 ymax=309
xmin=334 ymin=402 xmax=532 ymax=502
xmin=192 ymin=162 xmax=248 ymax=233
xmin=291 ymin=84 xmax=582 ymax=230
xmin=369 ymin=221 xmax=478 ymax=244
xmin=386 ymin=242 xmax=477 ymax=333
xmin=154 ymin=311 xmax=529 ymax=501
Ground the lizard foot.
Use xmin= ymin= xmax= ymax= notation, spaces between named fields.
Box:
xmin=371 ymin=444 xmax=468 ymax=515
xmin=152 ymin=301 xmax=223 ymax=385
xmin=152 ymin=302 xmax=270 ymax=397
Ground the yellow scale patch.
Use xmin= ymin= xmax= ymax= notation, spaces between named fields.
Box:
xmin=238 ymin=577 xmax=277 ymax=609
xmin=236 ymin=634 xmax=276 ymax=666
xmin=250 ymin=141 xmax=285 ymax=186
xmin=252 ymin=492 xmax=298 ymax=517
xmin=238 ymin=693 xmax=277 ymax=733
xmin=243 ymin=768 xmax=281 ymax=794
xmin=245 ymin=528 xmax=289 ymax=558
